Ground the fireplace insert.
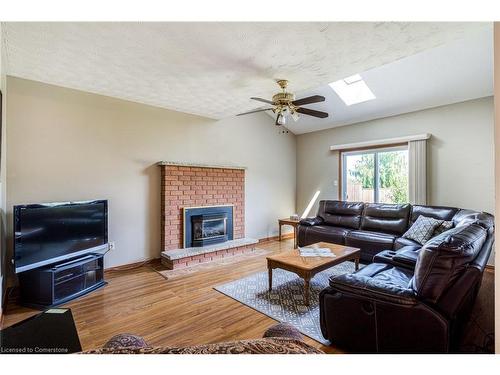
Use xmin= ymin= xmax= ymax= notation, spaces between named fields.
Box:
xmin=183 ymin=205 xmax=234 ymax=248
xmin=191 ymin=213 xmax=228 ymax=247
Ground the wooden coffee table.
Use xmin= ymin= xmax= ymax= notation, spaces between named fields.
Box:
xmin=266 ymin=242 xmax=360 ymax=306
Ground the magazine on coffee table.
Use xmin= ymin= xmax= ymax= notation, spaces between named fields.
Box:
xmin=298 ymin=247 xmax=336 ymax=257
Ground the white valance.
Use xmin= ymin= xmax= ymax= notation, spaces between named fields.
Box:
xmin=330 ymin=133 xmax=431 ymax=151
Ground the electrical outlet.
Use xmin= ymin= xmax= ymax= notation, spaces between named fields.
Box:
xmin=108 ymin=242 xmax=116 ymax=251
xmin=333 ymin=180 xmax=338 ymax=187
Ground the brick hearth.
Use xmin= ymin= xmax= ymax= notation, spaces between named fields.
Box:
xmin=159 ymin=162 xmax=255 ymax=269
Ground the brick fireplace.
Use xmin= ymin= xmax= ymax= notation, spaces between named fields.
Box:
xmin=159 ymin=162 xmax=257 ymax=269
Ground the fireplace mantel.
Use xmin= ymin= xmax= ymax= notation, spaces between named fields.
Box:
xmin=157 ymin=161 xmax=246 ymax=170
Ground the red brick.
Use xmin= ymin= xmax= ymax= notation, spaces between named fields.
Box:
xmin=161 ymin=165 xmax=245 ymax=251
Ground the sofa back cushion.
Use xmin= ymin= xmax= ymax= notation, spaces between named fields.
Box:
xmin=360 ymin=203 xmax=411 ymax=235
xmin=452 ymin=209 xmax=495 ymax=231
xmin=317 ymin=200 xmax=364 ymax=229
xmin=410 ymin=205 xmax=458 ymax=226
xmin=412 ymin=223 xmax=487 ymax=304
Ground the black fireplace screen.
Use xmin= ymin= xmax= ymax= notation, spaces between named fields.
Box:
xmin=183 ymin=205 xmax=234 ymax=248
xmin=191 ymin=213 xmax=228 ymax=246
xmin=193 ymin=215 xmax=227 ymax=240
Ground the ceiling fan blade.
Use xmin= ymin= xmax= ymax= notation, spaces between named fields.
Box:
xmin=250 ymin=97 xmax=275 ymax=105
xmin=292 ymin=95 xmax=325 ymax=106
xmin=296 ymin=107 xmax=329 ymax=118
xmin=236 ymin=108 xmax=274 ymax=116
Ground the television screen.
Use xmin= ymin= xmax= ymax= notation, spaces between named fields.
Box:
xmin=14 ymin=200 xmax=108 ymax=273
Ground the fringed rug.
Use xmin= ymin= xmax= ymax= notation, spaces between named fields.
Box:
xmin=214 ymin=261 xmax=357 ymax=345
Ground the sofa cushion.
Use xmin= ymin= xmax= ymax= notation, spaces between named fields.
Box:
xmin=345 ymin=230 xmax=396 ymax=261
xmin=330 ymin=263 xmax=416 ymax=305
xmin=318 ymin=200 xmax=364 ymax=229
xmin=432 ymin=220 xmax=454 ymax=236
xmin=402 ymin=215 xmax=443 ymax=245
xmin=413 ymin=223 xmax=487 ymax=304
xmin=410 ymin=205 xmax=458 ymax=226
xmin=304 ymin=225 xmax=350 ymax=245
xmin=394 ymin=236 xmax=420 ymax=250
xmin=361 ymin=203 xmax=411 ymax=235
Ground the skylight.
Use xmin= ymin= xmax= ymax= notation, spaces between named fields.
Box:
xmin=329 ymin=74 xmax=376 ymax=106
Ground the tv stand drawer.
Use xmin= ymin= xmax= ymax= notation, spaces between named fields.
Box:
xmin=53 ymin=256 xmax=101 ymax=281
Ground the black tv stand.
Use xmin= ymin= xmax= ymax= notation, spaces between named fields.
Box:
xmin=18 ymin=253 xmax=106 ymax=309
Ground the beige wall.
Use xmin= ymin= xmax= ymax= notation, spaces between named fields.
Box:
xmin=296 ymin=97 xmax=495 ymax=217
xmin=494 ymin=22 xmax=499 ymax=355
xmin=6 ymin=77 xmax=296 ymax=269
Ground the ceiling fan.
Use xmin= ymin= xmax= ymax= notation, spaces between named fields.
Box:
xmin=237 ymin=79 xmax=329 ymax=126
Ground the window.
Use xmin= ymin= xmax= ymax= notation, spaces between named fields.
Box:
xmin=341 ymin=146 xmax=409 ymax=204
xmin=329 ymin=74 xmax=376 ymax=106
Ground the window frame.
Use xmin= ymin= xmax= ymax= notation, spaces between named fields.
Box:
xmin=339 ymin=143 xmax=408 ymax=203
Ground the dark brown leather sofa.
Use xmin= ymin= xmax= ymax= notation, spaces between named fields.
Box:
xmin=299 ymin=200 xmax=494 ymax=352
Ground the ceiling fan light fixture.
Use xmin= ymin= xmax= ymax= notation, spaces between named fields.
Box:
xmin=276 ymin=113 xmax=287 ymax=126
xmin=238 ymin=80 xmax=329 ymax=122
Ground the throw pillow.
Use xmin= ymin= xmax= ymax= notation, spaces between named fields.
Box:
xmin=432 ymin=220 xmax=454 ymax=236
xmin=403 ymin=216 xmax=443 ymax=245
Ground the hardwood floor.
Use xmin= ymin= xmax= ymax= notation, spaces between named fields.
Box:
xmin=1 ymin=238 xmax=338 ymax=353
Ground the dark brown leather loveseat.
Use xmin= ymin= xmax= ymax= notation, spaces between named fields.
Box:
xmin=299 ymin=200 xmax=494 ymax=352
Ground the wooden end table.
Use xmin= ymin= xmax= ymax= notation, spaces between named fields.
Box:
xmin=278 ymin=218 xmax=300 ymax=249
xmin=266 ymin=242 xmax=360 ymax=306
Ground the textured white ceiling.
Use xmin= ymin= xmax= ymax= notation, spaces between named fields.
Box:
xmin=2 ymin=22 xmax=491 ymax=119
xmin=273 ymin=26 xmax=493 ymax=134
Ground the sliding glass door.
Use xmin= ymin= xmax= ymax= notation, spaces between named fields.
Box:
xmin=342 ymin=146 xmax=409 ymax=204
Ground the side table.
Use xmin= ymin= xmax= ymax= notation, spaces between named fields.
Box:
xmin=278 ymin=218 xmax=300 ymax=249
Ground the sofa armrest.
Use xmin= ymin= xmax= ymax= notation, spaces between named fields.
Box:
xmin=392 ymin=247 xmax=420 ymax=269
xmin=299 ymin=216 xmax=324 ymax=226
xmin=372 ymin=246 xmax=421 ymax=269
xmin=329 ymin=273 xmax=417 ymax=306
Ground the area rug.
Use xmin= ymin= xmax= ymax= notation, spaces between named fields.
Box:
xmin=154 ymin=248 xmax=271 ymax=280
xmin=214 ymin=261 xmax=357 ymax=345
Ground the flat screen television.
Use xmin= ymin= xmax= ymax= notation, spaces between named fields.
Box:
xmin=14 ymin=200 xmax=108 ymax=273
